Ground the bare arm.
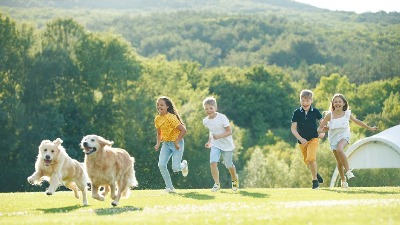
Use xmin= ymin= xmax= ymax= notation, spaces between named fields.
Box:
xmin=317 ymin=119 xmax=326 ymax=138
xmin=174 ymin=124 xmax=187 ymax=150
xmin=213 ymin=126 xmax=232 ymax=140
xmin=350 ymin=114 xmax=378 ymax=131
xmin=291 ymin=122 xmax=307 ymax=144
xmin=205 ymin=133 xmax=212 ymax=148
xmin=317 ymin=113 xmax=331 ymax=133
xmin=154 ymin=128 xmax=162 ymax=151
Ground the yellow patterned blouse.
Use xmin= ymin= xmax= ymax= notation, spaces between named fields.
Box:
xmin=154 ymin=113 xmax=181 ymax=141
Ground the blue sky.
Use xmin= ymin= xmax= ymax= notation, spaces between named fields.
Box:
xmin=293 ymin=0 xmax=399 ymax=13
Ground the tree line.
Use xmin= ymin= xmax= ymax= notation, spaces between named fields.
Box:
xmin=4 ymin=7 xmax=400 ymax=88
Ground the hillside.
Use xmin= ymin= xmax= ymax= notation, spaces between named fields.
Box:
xmin=3 ymin=1 xmax=397 ymax=85
xmin=1 ymin=0 xmax=321 ymax=12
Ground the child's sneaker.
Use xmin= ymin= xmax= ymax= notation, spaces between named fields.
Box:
xmin=211 ymin=183 xmax=220 ymax=192
xmin=312 ymin=180 xmax=319 ymax=189
xmin=341 ymin=181 xmax=349 ymax=189
xmin=317 ymin=173 xmax=324 ymax=184
xmin=181 ymin=160 xmax=189 ymax=177
xmin=346 ymin=169 xmax=355 ymax=180
xmin=232 ymin=174 xmax=239 ymax=191
xmin=164 ymin=187 xmax=176 ymax=194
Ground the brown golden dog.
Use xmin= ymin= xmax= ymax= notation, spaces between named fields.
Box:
xmin=80 ymin=134 xmax=138 ymax=206
xmin=27 ymin=138 xmax=88 ymax=206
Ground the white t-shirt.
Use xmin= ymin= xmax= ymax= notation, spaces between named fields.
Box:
xmin=203 ymin=112 xmax=235 ymax=151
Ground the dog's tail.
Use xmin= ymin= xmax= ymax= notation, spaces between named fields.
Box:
xmin=130 ymin=157 xmax=139 ymax=188
xmin=121 ymin=157 xmax=138 ymax=198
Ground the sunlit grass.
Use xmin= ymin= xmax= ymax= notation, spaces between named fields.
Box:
xmin=1 ymin=187 xmax=399 ymax=224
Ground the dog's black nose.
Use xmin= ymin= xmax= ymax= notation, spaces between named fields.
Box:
xmin=45 ymin=155 xmax=50 ymax=160
xmin=83 ymin=142 xmax=88 ymax=147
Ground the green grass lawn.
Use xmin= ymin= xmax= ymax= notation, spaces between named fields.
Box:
xmin=1 ymin=187 xmax=399 ymax=225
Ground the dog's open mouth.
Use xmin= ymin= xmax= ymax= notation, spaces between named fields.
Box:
xmin=84 ymin=147 xmax=97 ymax=155
xmin=44 ymin=159 xmax=52 ymax=166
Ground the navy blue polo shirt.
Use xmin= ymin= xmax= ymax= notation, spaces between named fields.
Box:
xmin=291 ymin=106 xmax=322 ymax=143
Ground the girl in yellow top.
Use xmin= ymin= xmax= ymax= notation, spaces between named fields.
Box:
xmin=154 ymin=96 xmax=189 ymax=193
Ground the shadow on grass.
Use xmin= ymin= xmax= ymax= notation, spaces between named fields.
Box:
xmin=239 ymin=190 xmax=270 ymax=198
xmin=95 ymin=206 xmax=142 ymax=215
xmin=322 ymin=188 xmax=399 ymax=195
xmin=38 ymin=205 xmax=83 ymax=213
xmin=217 ymin=190 xmax=270 ymax=198
xmin=179 ymin=191 xmax=215 ymax=200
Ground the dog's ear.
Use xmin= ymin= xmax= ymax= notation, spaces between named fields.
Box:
xmin=53 ymin=138 xmax=63 ymax=146
xmin=97 ymin=136 xmax=114 ymax=146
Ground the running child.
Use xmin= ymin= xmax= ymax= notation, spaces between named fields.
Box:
xmin=317 ymin=93 xmax=377 ymax=188
xmin=291 ymin=89 xmax=325 ymax=189
xmin=202 ymin=96 xmax=239 ymax=192
xmin=154 ymin=96 xmax=189 ymax=193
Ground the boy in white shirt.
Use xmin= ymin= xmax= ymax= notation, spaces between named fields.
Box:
xmin=202 ymin=96 xmax=239 ymax=192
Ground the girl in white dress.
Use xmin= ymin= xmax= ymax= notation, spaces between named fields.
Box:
xmin=317 ymin=93 xmax=377 ymax=188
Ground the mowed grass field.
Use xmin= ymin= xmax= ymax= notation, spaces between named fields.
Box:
xmin=1 ymin=187 xmax=399 ymax=225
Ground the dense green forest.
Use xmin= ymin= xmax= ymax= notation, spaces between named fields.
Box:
xmin=1 ymin=0 xmax=399 ymax=192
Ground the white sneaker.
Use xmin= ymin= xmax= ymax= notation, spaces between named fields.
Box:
xmin=341 ymin=181 xmax=349 ymax=188
xmin=211 ymin=183 xmax=220 ymax=192
xmin=346 ymin=169 xmax=355 ymax=180
xmin=181 ymin=160 xmax=189 ymax=177
xmin=164 ymin=187 xmax=176 ymax=194
xmin=232 ymin=174 xmax=239 ymax=191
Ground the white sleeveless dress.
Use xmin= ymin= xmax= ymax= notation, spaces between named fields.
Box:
xmin=328 ymin=110 xmax=351 ymax=150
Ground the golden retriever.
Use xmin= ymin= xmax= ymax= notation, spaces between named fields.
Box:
xmin=80 ymin=134 xmax=138 ymax=207
xmin=27 ymin=138 xmax=88 ymax=206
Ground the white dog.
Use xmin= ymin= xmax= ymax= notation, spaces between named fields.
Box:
xmin=27 ymin=138 xmax=88 ymax=206
xmin=80 ymin=134 xmax=138 ymax=207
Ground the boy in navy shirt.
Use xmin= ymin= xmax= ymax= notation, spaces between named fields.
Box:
xmin=291 ymin=89 xmax=325 ymax=189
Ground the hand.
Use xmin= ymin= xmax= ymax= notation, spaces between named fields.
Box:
xmin=369 ymin=126 xmax=378 ymax=131
xmin=174 ymin=141 xmax=181 ymax=150
xmin=300 ymin=138 xmax=308 ymax=145
xmin=205 ymin=142 xmax=211 ymax=148
xmin=318 ymin=125 xmax=329 ymax=133
xmin=318 ymin=132 xmax=325 ymax=139
xmin=212 ymin=134 xmax=220 ymax=140
xmin=154 ymin=144 xmax=159 ymax=151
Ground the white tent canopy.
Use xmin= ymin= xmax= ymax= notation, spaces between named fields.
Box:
xmin=330 ymin=125 xmax=400 ymax=187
